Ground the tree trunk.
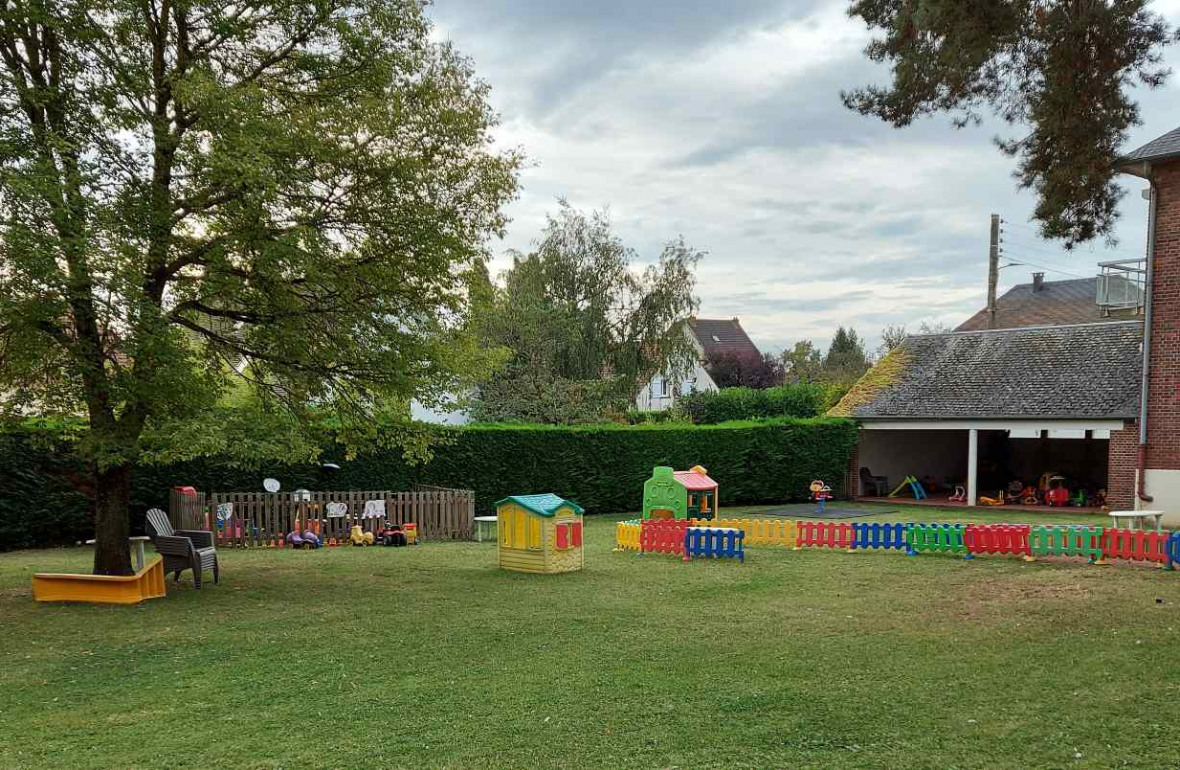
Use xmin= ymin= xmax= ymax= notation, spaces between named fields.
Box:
xmin=92 ymin=462 xmax=133 ymax=576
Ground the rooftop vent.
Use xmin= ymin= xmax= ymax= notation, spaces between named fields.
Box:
xmin=1032 ymin=272 xmax=1045 ymax=292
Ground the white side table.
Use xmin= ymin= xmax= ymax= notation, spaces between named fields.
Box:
xmin=1109 ymin=510 xmax=1165 ymax=533
xmin=474 ymin=516 xmax=498 ymax=543
xmin=85 ymin=535 xmax=151 ymax=570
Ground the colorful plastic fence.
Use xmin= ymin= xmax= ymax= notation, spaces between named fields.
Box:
xmin=1169 ymin=532 xmax=1180 ymax=570
xmin=615 ymin=520 xmax=641 ymax=552
xmin=640 ymin=519 xmax=689 ymax=556
xmin=683 ymin=527 xmax=744 ymax=562
xmin=1101 ymin=528 xmax=1168 ymax=564
xmin=906 ymin=523 xmax=966 ymax=556
xmin=964 ymin=524 xmax=1030 ymax=557
xmin=796 ymin=521 xmax=853 ymax=550
xmin=1028 ymin=525 xmax=1104 ymax=562
xmin=851 ymin=522 xmax=909 ymax=551
xmin=690 ymin=518 xmax=796 ymax=548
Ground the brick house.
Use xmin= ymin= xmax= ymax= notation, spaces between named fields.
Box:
xmin=835 ymin=123 xmax=1180 ymax=520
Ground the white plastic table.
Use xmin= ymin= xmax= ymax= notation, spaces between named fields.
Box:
xmin=85 ymin=535 xmax=151 ymax=570
xmin=474 ymin=516 xmax=498 ymax=543
xmin=1109 ymin=510 xmax=1165 ymax=533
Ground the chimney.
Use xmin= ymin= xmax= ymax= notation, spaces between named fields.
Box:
xmin=1032 ymin=272 xmax=1045 ymax=292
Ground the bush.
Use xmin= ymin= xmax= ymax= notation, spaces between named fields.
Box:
xmin=678 ymin=383 xmax=837 ymax=424
xmin=0 ymin=417 xmax=857 ymax=548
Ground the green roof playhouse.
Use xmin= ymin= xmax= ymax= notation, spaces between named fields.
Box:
xmin=642 ymin=466 xmax=719 ymax=521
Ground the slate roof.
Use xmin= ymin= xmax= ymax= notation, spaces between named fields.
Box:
xmin=494 ymin=494 xmax=584 ymax=517
xmin=688 ymin=318 xmax=761 ymax=359
xmin=1116 ymin=125 xmax=1180 ymax=170
xmin=839 ymin=321 xmax=1143 ymax=420
xmin=957 ymin=277 xmax=1107 ymax=331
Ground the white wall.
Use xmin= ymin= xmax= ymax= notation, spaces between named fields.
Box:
xmin=1141 ymin=469 xmax=1180 ymax=527
xmin=858 ymin=429 xmax=970 ymax=492
xmin=634 ymin=360 xmax=717 ymax=412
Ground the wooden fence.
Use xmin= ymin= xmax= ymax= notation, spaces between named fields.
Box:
xmin=169 ymin=487 xmax=474 ymax=546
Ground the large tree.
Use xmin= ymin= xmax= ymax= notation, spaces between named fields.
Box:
xmin=843 ymin=0 xmax=1177 ymax=247
xmin=473 ymin=203 xmax=702 ymax=423
xmin=0 ymin=0 xmax=519 ymax=574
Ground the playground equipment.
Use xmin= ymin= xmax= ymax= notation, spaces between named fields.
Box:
xmin=496 ymin=494 xmax=584 ymax=574
xmin=350 ymin=524 xmax=375 ymax=546
xmin=810 ymin=479 xmax=833 ymax=514
xmin=642 ymin=465 xmax=719 ymax=521
xmin=32 ymin=557 xmax=167 ymax=605
xmin=888 ymin=475 xmax=927 ymax=500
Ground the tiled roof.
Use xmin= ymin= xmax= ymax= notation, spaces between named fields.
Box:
xmin=672 ymin=469 xmax=718 ymax=491
xmin=1116 ymin=125 xmax=1180 ymax=167
xmin=956 ymin=277 xmax=1139 ymax=331
xmin=837 ymin=321 xmax=1143 ymax=420
xmin=494 ymin=494 xmax=583 ymax=517
xmin=688 ymin=318 xmax=761 ymax=359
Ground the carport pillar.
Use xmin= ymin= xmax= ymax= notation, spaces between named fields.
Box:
xmin=967 ymin=429 xmax=979 ymax=507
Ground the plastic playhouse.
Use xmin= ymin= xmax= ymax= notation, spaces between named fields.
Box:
xmin=496 ymin=494 xmax=584 ymax=574
xmin=642 ymin=465 xmax=718 ymax=521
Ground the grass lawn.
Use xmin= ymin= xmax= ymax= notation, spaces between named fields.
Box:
xmin=2 ymin=504 xmax=1179 ymax=769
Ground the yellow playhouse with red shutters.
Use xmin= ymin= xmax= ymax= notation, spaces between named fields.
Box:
xmin=495 ymin=494 xmax=584 ymax=574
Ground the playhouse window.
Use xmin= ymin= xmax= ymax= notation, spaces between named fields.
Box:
xmin=528 ymin=516 xmax=542 ymax=550
xmin=571 ymin=521 xmax=583 ymax=547
xmin=512 ymin=509 xmax=528 ymax=549
xmin=500 ymin=511 xmax=511 ymax=546
xmin=555 ymin=523 xmax=569 ymax=550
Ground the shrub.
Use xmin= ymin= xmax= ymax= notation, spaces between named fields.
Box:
xmin=0 ymin=417 xmax=857 ymax=547
xmin=678 ymin=383 xmax=834 ymax=424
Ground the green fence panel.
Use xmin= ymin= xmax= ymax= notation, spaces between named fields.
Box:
xmin=1029 ymin=525 xmax=1104 ymax=562
xmin=906 ymin=523 xmax=965 ymax=555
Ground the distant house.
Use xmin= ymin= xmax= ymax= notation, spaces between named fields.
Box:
xmin=634 ymin=317 xmax=761 ymax=412
xmin=956 ymin=273 xmax=1143 ymax=331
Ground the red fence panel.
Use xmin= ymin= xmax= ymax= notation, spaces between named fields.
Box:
xmin=1101 ymin=529 xmax=1170 ymax=564
xmin=640 ymin=519 xmax=689 ymax=556
xmin=795 ymin=521 xmax=852 ymax=550
xmin=964 ymin=524 xmax=1031 ymax=556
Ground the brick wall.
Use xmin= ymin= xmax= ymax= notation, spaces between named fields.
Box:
xmin=1148 ymin=161 xmax=1180 ymax=471
xmin=1107 ymin=422 xmax=1138 ymax=510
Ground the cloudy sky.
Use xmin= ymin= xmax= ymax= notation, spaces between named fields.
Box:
xmin=429 ymin=0 xmax=1180 ymax=354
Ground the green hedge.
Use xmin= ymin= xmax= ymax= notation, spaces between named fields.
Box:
xmin=677 ymin=383 xmax=845 ymax=424
xmin=1 ymin=417 xmax=856 ymax=549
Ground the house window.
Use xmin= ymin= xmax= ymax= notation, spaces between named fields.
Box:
xmin=500 ymin=510 xmax=512 ymax=547
xmin=512 ymin=509 xmax=528 ymax=549
xmin=652 ymin=376 xmax=667 ymax=398
xmin=681 ymin=378 xmax=693 ymax=396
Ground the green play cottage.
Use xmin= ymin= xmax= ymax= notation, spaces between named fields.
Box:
xmin=642 ymin=465 xmax=719 ymax=521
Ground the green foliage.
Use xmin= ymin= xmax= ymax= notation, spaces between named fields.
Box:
xmin=624 ymin=409 xmax=688 ymax=426
xmin=703 ymin=351 xmax=784 ymax=389
xmin=0 ymin=0 xmax=519 ymax=571
xmin=823 ymin=326 xmax=871 ymax=384
xmin=842 ymin=0 xmax=1177 ymax=247
xmin=0 ymin=432 xmax=92 ymax=551
xmin=472 ymin=203 xmax=702 ymax=423
xmin=780 ymin=340 xmax=823 ymax=383
xmin=0 ymin=417 xmax=857 ymax=545
xmin=676 ymin=383 xmax=832 ymax=424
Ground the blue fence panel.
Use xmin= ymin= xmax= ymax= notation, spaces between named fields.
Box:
xmin=851 ymin=522 xmax=910 ymax=551
xmin=684 ymin=527 xmax=745 ymax=562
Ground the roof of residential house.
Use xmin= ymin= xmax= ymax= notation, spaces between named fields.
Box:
xmin=688 ymin=318 xmax=761 ymax=359
xmin=957 ymin=277 xmax=1112 ymax=331
xmin=494 ymin=494 xmax=584 ymax=517
xmin=1116 ymin=125 xmax=1180 ymax=172
xmin=672 ymin=467 xmax=718 ymax=491
xmin=830 ymin=321 xmax=1143 ymax=420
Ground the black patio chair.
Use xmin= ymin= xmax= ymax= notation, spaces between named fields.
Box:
xmin=145 ymin=508 xmax=220 ymax=589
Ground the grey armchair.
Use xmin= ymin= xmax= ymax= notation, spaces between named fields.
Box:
xmin=859 ymin=467 xmax=889 ymax=497
xmin=145 ymin=508 xmax=220 ymax=588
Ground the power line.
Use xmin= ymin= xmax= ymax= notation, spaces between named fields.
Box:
xmin=999 ymin=255 xmax=1086 ymax=279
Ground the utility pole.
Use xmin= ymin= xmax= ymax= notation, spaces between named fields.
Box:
xmin=986 ymin=214 xmax=1000 ymax=330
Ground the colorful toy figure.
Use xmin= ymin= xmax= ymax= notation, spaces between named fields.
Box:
xmin=496 ymin=494 xmax=584 ymax=574
xmin=349 ymin=524 xmax=375 ymax=546
xmin=810 ymin=479 xmax=832 ymax=514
